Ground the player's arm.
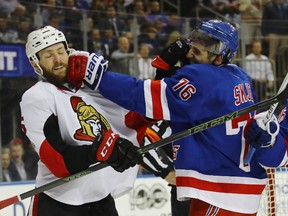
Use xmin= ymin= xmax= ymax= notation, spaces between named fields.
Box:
xmin=66 ymin=38 xmax=189 ymax=90
xmin=40 ymin=114 xmax=143 ymax=177
xmin=140 ymin=121 xmax=175 ymax=184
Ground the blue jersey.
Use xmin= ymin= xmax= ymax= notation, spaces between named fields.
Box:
xmin=99 ymin=63 xmax=288 ymax=214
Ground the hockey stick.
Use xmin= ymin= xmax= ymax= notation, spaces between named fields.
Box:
xmin=0 ymin=86 xmax=288 ymax=210
xmin=244 ymin=72 xmax=288 ymax=164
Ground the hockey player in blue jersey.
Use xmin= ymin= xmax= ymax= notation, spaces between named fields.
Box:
xmin=67 ymin=19 xmax=288 ymax=215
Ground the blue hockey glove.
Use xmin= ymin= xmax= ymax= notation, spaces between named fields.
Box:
xmin=68 ymin=51 xmax=108 ymax=90
xmin=244 ymin=112 xmax=280 ymax=149
xmin=91 ymin=129 xmax=143 ymax=172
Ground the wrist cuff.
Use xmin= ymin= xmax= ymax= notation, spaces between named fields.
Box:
xmin=151 ymin=56 xmax=170 ymax=71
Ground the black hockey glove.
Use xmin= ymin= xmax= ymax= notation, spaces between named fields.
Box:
xmin=90 ymin=129 xmax=143 ymax=172
xmin=151 ymin=37 xmax=190 ymax=71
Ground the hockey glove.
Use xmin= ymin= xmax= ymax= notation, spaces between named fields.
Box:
xmin=67 ymin=51 xmax=108 ymax=90
xmin=244 ymin=112 xmax=280 ymax=149
xmin=91 ymin=129 xmax=143 ymax=172
xmin=151 ymin=37 xmax=189 ymax=71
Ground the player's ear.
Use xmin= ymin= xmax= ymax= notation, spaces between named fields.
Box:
xmin=30 ymin=60 xmax=41 ymax=73
xmin=213 ymin=55 xmax=225 ymax=66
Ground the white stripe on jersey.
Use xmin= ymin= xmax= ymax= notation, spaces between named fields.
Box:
xmin=143 ymin=80 xmax=170 ymax=120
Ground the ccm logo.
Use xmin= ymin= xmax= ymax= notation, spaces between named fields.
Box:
xmin=100 ymin=132 xmax=116 ymax=158
xmin=86 ymin=54 xmax=98 ymax=80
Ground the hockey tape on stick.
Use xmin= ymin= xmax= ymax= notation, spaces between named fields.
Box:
xmin=0 ymin=85 xmax=288 ymax=210
xmin=244 ymin=72 xmax=288 ymax=164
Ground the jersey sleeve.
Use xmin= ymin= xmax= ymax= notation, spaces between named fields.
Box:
xmin=99 ymin=68 xmax=219 ymax=123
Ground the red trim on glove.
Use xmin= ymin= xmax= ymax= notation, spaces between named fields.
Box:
xmin=151 ymin=56 xmax=170 ymax=71
xmin=96 ymin=129 xmax=119 ymax=161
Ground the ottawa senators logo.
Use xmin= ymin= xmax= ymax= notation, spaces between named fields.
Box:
xmin=70 ymin=96 xmax=110 ymax=141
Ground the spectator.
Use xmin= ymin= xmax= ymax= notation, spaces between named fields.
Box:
xmin=47 ymin=12 xmax=65 ymax=29
xmin=166 ymin=30 xmax=181 ymax=45
xmin=153 ymin=19 xmax=169 ymax=46
xmin=8 ymin=3 xmax=27 ymax=30
xmin=0 ymin=16 xmax=20 ymax=44
xmin=261 ymin=0 xmax=288 ymax=61
xmin=98 ymin=4 xmax=128 ymax=37
xmin=9 ymin=137 xmax=31 ymax=181
xmin=138 ymin=24 xmax=161 ymax=55
xmin=122 ymin=31 xmax=135 ymax=52
xmin=75 ymin=0 xmax=91 ymax=9
xmin=126 ymin=0 xmax=148 ymax=25
xmin=89 ymin=0 xmax=106 ymax=26
xmin=1 ymin=147 xmax=21 ymax=182
xmin=113 ymin=0 xmax=127 ymax=15
xmin=17 ymin=17 xmax=33 ymax=44
xmin=87 ymin=28 xmax=107 ymax=57
xmin=100 ymin=27 xmax=118 ymax=59
xmin=22 ymin=141 xmax=39 ymax=180
xmin=146 ymin=0 xmax=168 ymax=25
xmin=130 ymin=43 xmax=156 ymax=79
xmin=41 ymin=0 xmax=63 ymax=26
xmin=244 ymin=40 xmax=275 ymax=101
xmin=162 ymin=13 xmax=184 ymax=35
xmin=238 ymin=0 xmax=262 ymax=53
xmin=109 ymin=36 xmax=137 ymax=74
xmin=211 ymin=0 xmax=240 ymax=24
xmin=0 ymin=0 xmax=23 ymax=17
xmin=62 ymin=0 xmax=83 ymax=50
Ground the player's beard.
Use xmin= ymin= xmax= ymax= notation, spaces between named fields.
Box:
xmin=42 ymin=63 xmax=68 ymax=86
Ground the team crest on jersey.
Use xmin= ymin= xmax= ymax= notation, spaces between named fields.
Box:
xmin=70 ymin=96 xmax=111 ymax=141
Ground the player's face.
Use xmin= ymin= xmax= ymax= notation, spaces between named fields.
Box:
xmin=186 ymin=42 xmax=216 ymax=64
xmin=38 ymin=43 xmax=69 ymax=86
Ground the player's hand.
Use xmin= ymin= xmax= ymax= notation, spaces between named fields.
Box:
xmin=67 ymin=51 xmax=108 ymax=90
xmin=91 ymin=129 xmax=143 ymax=172
xmin=164 ymin=170 xmax=176 ymax=185
xmin=151 ymin=37 xmax=189 ymax=71
xmin=244 ymin=112 xmax=280 ymax=149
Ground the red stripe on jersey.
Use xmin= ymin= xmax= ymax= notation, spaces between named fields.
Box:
xmin=177 ymin=176 xmax=265 ymax=194
xmin=39 ymin=139 xmax=70 ymax=178
xmin=150 ymin=80 xmax=163 ymax=119
xmin=32 ymin=193 xmax=39 ymax=216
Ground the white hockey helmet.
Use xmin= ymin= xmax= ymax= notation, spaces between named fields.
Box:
xmin=25 ymin=26 xmax=69 ymax=75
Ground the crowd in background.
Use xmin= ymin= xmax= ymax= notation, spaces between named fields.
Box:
xmin=1 ymin=137 xmax=38 ymax=182
xmin=1 ymin=0 xmax=288 ymax=182
xmin=0 ymin=0 xmax=287 ymax=60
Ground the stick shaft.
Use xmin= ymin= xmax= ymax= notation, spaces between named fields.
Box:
xmin=0 ymin=86 xmax=287 ymax=210
xmin=139 ymin=90 xmax=285 ymax=154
